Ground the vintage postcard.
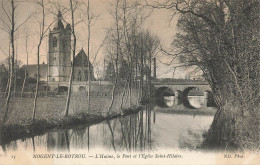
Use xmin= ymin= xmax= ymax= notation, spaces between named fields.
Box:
xmin=0 ymin=0 xmax=259 ymax=164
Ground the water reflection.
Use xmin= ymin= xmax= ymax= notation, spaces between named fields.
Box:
xmin=188 ymin=96 xmax=204 ymax=108
xmin=158 ymin=96 xmax=205 ymax=108
xmin=1 ymin=105 xmax=214 ymax=153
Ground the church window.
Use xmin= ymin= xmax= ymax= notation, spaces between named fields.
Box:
xmin=78 ymin=70 xmax=82 ymax=81
xmin=84 ymin=70 xmax=88 ymax=81
xmin=53 ymin=37 xmax=57 ymax=47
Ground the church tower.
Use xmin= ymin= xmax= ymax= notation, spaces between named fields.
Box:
xmin=48 ymin=11 xmax=71 ymax=82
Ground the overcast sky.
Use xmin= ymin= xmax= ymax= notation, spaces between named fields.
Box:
xmin=0 ymin=0 xmax=192 ymax=79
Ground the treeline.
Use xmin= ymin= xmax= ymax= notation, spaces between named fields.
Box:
xmin=0 ymin=60 xmax=39 ymax=94
xmin=103 ymin=0 xmax=159 ymax=108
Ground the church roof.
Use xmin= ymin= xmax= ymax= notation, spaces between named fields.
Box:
xmin=74 ymin=49 xmax=92 ymax=67
xmin=20 ymin=64 xmax=47 ymax=79
xmin=53 ymin=11 xmax=64 ymax=30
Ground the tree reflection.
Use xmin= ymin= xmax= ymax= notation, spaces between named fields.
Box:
xmin=65 ymin=131 xmax=70 ymax=152
xmin=110 ymin=104 xmax=152 ymax=152
xmin=1 ymin=105 xmax=154 ymax=152
xmin=32 ymin=137 xmax=35 ymax=152
xmin=107 ymin=120 xmax=116 ymax=152
xmin=46 ymin=131 xmax=70 ymax=151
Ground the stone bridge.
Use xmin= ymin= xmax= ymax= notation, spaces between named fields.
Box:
xmin=44 ymin=79 xmax=215 ymax=108
xmin=153 ymin=79 xmax=215 ymax=108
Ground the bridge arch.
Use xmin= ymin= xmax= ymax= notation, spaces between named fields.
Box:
xmin=155 ymin=86 xmax=175 ymax=107
xmin=182 ymin=87 xmax=204 ymax=109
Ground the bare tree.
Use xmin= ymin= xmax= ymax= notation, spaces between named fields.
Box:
xmin=107 ymin=0 xmax=121 ymax=115
xmin=65 ymin=0 xmax=78 ymax=117
xmin=104 ymin=0 xmax=159 ymax=113
xmin=21 ymin=30 xmax=29 ymax=97
xmin=32 ymin=0 xmax=55 ymax=122
xmin=81 ymin=0 xmax=92 ymax=112
xmin=2 ymin=0 xmax=15 ymax=124
xmin=0 ymin=0 xmax=33 ymax=123
xmin=86 ymin=0 xmax=91 ymax=112
xmin=4 ymin=43 xmax=11 ymax=97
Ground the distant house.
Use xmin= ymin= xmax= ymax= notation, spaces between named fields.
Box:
xmin=19 ymin=63 xmax=48 ymax=81
xmin=0 ymin=64 xmax=7 ymax=73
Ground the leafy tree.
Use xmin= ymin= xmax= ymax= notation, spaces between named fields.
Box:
xmin=0 ymin=66 xmax=8 ymax=92
xmin=105 ymin=62 xmax=116 ymax=82
xmin=150 ymin=0 xmax=260 ymax=149
xmin=119 ymin=60 xmax=129 ymax=80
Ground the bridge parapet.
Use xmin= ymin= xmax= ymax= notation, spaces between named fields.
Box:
xmin=153 ymin=80 xmax=209 ymax=86
xmin=154 ymin=84 xmax=211 ymax=92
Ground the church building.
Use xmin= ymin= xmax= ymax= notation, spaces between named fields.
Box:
xmin=48 ymin=11 xmax=72 ymax=82
xmin=20 ymin=11 xmax=95 ymax=86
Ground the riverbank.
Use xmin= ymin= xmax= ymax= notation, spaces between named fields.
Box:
xmin=153 ymin=105 xmax=217 ymax=116
xmin=0 ymin=104 xmax=143 ymax=146
xmin=0 ymin=87 xmax=141 ymax=145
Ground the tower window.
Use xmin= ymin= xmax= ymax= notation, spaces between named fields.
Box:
xmin=53 ymin=37 xmax=57 ymax=47
xmin=63 ymin=41 xmax=66 ymax=49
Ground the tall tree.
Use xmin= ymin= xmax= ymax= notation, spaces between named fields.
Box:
xmin=2 ymin=0 xmax=15 ymax=124
xmin=81 ymin=0 xmax=91 ymax=111
xmin=119 ymin=60 xmax=129 ymax=80
xmin=32 ymin=0 xmax=54 ymax=122
xmin=107 ymin=0 xmax=120 ymax=114
xmin=148 ymin=0 xmax=260 ymax=149
xmin=21 ymin=31 xmax=29 ymax=97
xmin=87 ymin=0 xmax=91 ymax=112
xmin=105 ymin=62 xmax=116 ymax=82
xmin=65 ymin=0 xmax=78 ymax=117
xmin=0 ymin=0 xmax=32 ymax=123
xmin=105 ymin=0 xmax=157 ymax=108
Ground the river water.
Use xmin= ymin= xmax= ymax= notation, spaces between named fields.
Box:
xmin=0 ymin=97 xmax=215 ymax=153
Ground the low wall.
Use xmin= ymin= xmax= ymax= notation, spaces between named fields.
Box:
xmin=69 ymin=82 xmax=140 ymax=115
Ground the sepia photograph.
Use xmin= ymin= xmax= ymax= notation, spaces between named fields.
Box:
xmin=0 ymin=0 xmax=259 ymax=164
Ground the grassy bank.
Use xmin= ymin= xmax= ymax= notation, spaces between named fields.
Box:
xmin=0 ymin=89 xmax=141 ymax=145
xmin=0 ymin=101 xmax=142 ymax=146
